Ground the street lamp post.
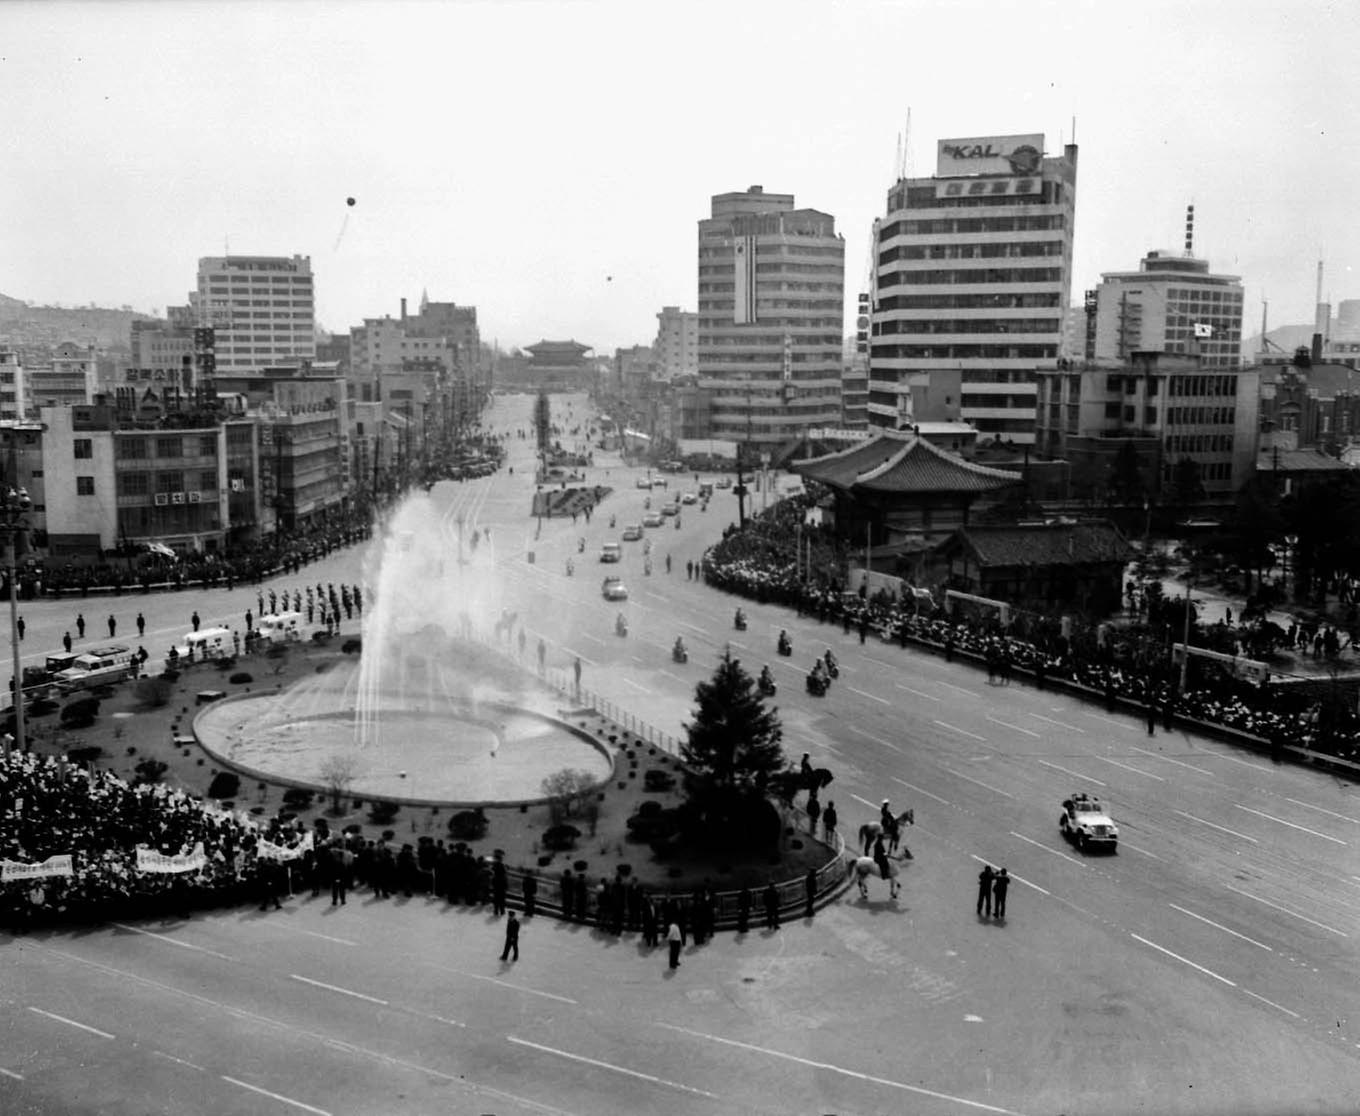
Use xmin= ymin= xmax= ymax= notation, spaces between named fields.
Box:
xmin=2 ymin=484 xmax=32 ymax=754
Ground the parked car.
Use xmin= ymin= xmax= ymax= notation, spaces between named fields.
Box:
xmin=680 ymin=492 xmax=697 ymax=505
xmin=621 ymin=524 xmax=643 ymax=541
xmin=661 ymin=502 xmax=680 ymax=517
xmin=601 ymin=576 xmax=629 ymax=601
xmin=600 ymin=542 xmax=622 ymax=563
xmin=715 ymin=476 xmax=733 ymax=489
xmin=635 ymin=477 xmax=653 ymax=489
xmin=642 ymin=512 xmax=663 ymax=528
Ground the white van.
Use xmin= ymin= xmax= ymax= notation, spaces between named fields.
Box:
xmin=182 ymin=627 xmax=233 ymax=659
xmin=258 ymin=611 xmax=306 ymax=644
xmin=55 ymin=645 xmax=135 ymax=693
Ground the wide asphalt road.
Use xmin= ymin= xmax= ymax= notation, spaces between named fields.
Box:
xmin=3 ymin=391 xmax=1359 ymax=1115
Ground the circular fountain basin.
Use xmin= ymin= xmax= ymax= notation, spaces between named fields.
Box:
xmin=194 ymin=696 xmax=613 ymax=805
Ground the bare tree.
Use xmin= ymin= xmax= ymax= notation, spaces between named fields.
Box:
xmin=318 ymin=753 xmax=360 ymax=815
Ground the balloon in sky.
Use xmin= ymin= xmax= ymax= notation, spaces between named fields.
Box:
xmin=346 ymin=197 xmax=356 ymax=207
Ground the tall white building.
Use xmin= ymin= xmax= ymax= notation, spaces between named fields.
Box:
xmin=653 ymin=306 xmax=698 ymax=381
xmin=1088 ymin=248 xmax=1243 ymax=368
xmin=868 ymin=134 xmax=1077 ymax=445
xmin=192 ymin=255 xmax=315 ymax=374
xmin=698 ymin=186 xmax=845 ymax=447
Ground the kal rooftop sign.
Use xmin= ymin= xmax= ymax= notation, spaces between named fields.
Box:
xmin=936 ymin=134 xmax=1045 ymax=178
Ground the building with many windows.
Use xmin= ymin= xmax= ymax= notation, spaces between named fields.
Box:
xmin=192 ymin=255 xmax=316 ymax=374
xmin=1033 ymin=351 xmax=1259 ymax=502
xmin=0 ymin=351 xmax=26 ymax=420
xmin=698 ymin=186 xmax=845 ymax=449
xmin=654 ymin=306 xmax=698 ymax=381
xmin=1085 ymin=248 xmax=1243 ymax=367
xmin=868 ymin=134 xmax=1077 ymax=444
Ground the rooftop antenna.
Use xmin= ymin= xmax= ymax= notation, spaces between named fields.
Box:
xmin=1071 ymin=115 xmax=1077 ymax=145
xmin=902 ymin=107 xmax=912 ymax=178
xmin=894 ymin=132 xmax=902 ymax=183
xmin=1184 ymin=203 xmax=1195 ymax=256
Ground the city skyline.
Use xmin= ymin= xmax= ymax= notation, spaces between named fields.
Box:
xmin=3 ymin=0 xmax=1358 ymax=354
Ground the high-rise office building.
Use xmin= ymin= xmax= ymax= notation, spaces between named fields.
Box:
xmin=868 ymin=134 xmax=1077 ymax=444
xmin=654 ymin=306 xmax=698 ymax=381
xmin=698 ymin=186 xmax=845 ymax=448
xmin=191 ymin=255 xmax=316 ymax=374
xmin=1087 ymin=248 xmax=1243 ymax=368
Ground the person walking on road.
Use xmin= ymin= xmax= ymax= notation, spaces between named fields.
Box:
xmin=500 ymin=910 xmax=520 ymax=962
xmin=977 ymin=865 xmax=995 ymax=918
xmin=15 ymin=616 xmax=23 ymax=641
xmin=667 ymin=920 xmax=683 ymax=968
xmin=62 ymin=631 xmax=72 ymax=653
xmin=1146 ymin=699 xmax=1157 ymax=736
xmin=107 ymin=615 xmax=116 ymax=638
xmin=136 ymin=612 xmax=145 ymax=637
xmin=806 ymin=792 xmax=821 ymax=835
xmin=993 ymin=868 xmax=1010 ymax=919
xmin=573 ymin=656 xmax=582 ymax=696
xmin=76 ymin=613 xmax=85 ymax=639
xmin=191 ymin=611 xmax=200 ymax=632
xmin=822 ymin=800 xmax=837 ymax=843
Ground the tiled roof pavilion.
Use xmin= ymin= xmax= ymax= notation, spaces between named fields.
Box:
xmin=792 ymin=430 xmax=1020 ymax=495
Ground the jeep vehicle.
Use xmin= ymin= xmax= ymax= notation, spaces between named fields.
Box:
xmin=1059 ymin=793 xmax=1119 ymax=852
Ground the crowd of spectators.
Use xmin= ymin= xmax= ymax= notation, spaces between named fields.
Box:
xmin=0 ymin=749 xmax=315 ymax=926
xmin=701 ymin=495 xmax=1360 ymax=766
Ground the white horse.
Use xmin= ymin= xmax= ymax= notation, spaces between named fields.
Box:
xmin=850 ymin=856 xmax=900 ymax=899
xmin=858 ymin=809 xmax=915 ymax=857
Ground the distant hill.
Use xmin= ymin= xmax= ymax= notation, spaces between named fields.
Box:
xmin=1241 ymin=323 xmax=1318 ymax=361
xmin=0 ymin=292 xmax=155 ymax=352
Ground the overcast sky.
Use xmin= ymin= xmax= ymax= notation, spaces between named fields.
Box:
xmin=3 ymin=0 xmax=1358 ymax=354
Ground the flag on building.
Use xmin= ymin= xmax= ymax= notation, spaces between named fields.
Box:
xmin=733 ymin=236 xmax=758 ymax=325
xmin=1193 ymin=322 xmax=1214 ymax=339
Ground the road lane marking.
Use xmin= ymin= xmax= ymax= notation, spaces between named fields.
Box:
xmin=623 ymin=678 xmax=653 ymax=694
xmin=864 ymin=655 xmax=898 ymax=669
xmin=1174 ymin=810 xmax=1258 ymax=843
xmin=1118 ymin=840 xmax=1162 ymax=860
xmin=630 ymin=655 xmax=647 ymax=665
xmin=677 ymin=619 xmax=704 ymax=633
xmin=27 ymin=1006 xmax=114 ymax=1040
xmin=1283 ymin=797 xmax=1360 ymax=825
xmin=1242 ymin=989 xmax=1302 ymax=1019
xmin=579 ymin=634 xmax=607 ymax=647
xmin=848 ymin=724 xmax=901 ymax=752
xmin=267 ymin=926 xmax=357 ymax=947
xmin=288 ymin=974 xmax=388 ymax=1005
xmin=1009 ymin=830 xmax=1086 ymax=867
xmin=848 ymin=686 xmax=890 ymax=706
xmin=0 ymin=1067 xmax=24 ymax=1079
xmin=432 ymin=965 xmax=577 ymax=1004
xmin=1233 ymin=804 xmax=1347 ymax=845
xmin=1131 ymin=934 xmax=1235 ymax=986
xmin=110 ymin=922 xmax=237 ymax=961
xmin=935 ymin=680 xmax=981 ymax=699
xmin=986 ymin=715 xmax=1040 ymax=738
xmin=654 ymin=1022 xmax=1023 ymax=1114
xmin=422 ymin=1013 xmax=467 ymax=1029
xmin=507 ymin=1036 xmax=718 ymax=1100
xmin=1029 ymin=712 xmax=1085 ymax=733
xmin=1127 ymin=744 xmax=1215 ymax=777
xmin=895 ymin=683 xmax=940 ymax=701
xmin=1207 ymin=751 xmax=1269 ymax=772
xmin=1036 ymin=759 xmax=1106 ymax=786
xmin=152 ymin=1050 xmax=206 ymax=1072
xmin=658 ymin=669 xmax=684 ymax=683
xmin=565 ymin=650 xmax=598 ymax=666
xmin=892 ymin=776 xmax=951 ymax=806
xmin=970 ymin=854 xmax=1049 ymax=896
xmin=728 ymin=640 xmax=748 ymax=651
xmin=933 ymin=720 xmax=986 ymax=742
xmin=1223 ymin=884 xmax=1349 ymax=937
xmin=942 ymin=765 xmax=1011 ymax=798
xmin=221 ymin=1076 xmax=333 ymax=1116
xmin=1168 ymin=903 xmax=1273 ymax=951
xmin=1094 ymin=756 xmax=1164 ymax=780
xmin=1083 ymin=711 xmax=1127 ymax=728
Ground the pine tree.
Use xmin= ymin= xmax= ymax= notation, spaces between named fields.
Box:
xmin=680 ymin=650 xmax=785 ymax=817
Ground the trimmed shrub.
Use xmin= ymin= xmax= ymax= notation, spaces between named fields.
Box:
xmin=341 ymin=638 xmax=362 ymax=655
xmin=133 ymin=758 xmax=168 ymax=785
xmin=207 ymin=771 xmax=241 ymax=799
xmin=28 ymin=698 xmax=58 ymax=717
xmin=369 ymin=800 xmax=399 ymax=826
xmin=282 ymin=787 xmax=314 ymax=808
xmin=448 ymin=808 xmax=488 ymax=841
xmin=60 ymin=697 xmax=100 ymax=729
xmin=229 ymin=672 xmax=253 ymax=685
xmin=642 ymin=769 xmax=675 ymax=792
xmin=67 ymin=744 xmax=104 ymax=766
xmin=135 ymin=677 xmax=173 ymax=709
